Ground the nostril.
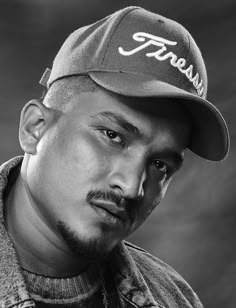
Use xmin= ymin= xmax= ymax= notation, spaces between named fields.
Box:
xmin=136 ymin=190 xmax=144 ymax=201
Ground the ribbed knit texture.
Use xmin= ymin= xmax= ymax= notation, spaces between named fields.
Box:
xmin=22 ymin=266 xmax=105 ymax=307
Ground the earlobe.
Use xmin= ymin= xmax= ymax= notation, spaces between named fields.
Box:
xmin=19 ymin=99 xmax=52 ymax=154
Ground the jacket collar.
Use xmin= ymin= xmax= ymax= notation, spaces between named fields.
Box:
xmin=109 ymin=243 xmax=161 ymax=307
xmin=0 ymin=156 xmax=34 ymax=307
xmin=0 ymin=157 xmax=159 ymax=308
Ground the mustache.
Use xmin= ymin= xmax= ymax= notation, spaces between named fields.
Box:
xmin=86 ymin=190 xmax=125 ymax=207
xmin=87 ymin=190 xmax=136 ymax=223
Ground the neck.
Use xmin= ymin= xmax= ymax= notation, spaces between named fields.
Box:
xmin=5 ymin=170 xmax=90 ymax=277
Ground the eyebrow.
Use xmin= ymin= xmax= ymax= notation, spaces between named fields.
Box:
xmin=90 ymin=111 xmax=144 ymax=139
xmin=158 ymin=149 xmax=184 ymax=171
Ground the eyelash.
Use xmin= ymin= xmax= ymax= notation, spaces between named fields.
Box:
xmin=100 ymin=128 xmax=126 ymax=147
xmin=152 ymin=160 xmax=169 ymax=175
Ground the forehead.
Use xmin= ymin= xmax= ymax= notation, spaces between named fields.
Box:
xmin=64 ymin=86 xmax=190 ymax=121
xmin=63 ymin=86 xmax=190 ymax=132
xmin=57 ymin=87 xmax=191 ymax=154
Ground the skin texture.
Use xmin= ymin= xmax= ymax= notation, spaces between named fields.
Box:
xmin=6 ymin=83 xmax=191 ymax=277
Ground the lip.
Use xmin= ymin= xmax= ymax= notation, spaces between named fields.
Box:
xmin=89 ymin=200 xmax=129 ymax=223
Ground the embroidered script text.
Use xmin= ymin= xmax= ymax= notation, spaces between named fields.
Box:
xmin=118 ymin=32 xmax=204 ymax=97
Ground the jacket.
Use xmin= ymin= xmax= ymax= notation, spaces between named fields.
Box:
xmin=0 ymin=157 xmax=203 ymax=308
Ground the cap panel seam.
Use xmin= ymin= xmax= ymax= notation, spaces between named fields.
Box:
xmin=181 ymin=30 xmax=191 ymax=89
xmin=100 ymin=7 xmax=141 ymax=67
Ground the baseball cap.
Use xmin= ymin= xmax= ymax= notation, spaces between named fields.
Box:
xmin=40 ymin=6 xmax=229 ymax=161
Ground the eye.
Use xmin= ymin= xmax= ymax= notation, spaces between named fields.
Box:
xmin=152 ymin=160 xmax=168 ymax=175
xmin=103 ymin=129 xmax=124 ymax=145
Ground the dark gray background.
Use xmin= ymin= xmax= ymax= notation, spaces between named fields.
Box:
xmin=0 ymin=0 xmax=235 ymax=307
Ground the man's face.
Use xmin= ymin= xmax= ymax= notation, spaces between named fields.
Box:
xmin=24 ymin=85 xmax=191 ymax=260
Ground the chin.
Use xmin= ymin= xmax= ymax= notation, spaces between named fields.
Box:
xmin=57 ymin=220 xmax=115 ymax=261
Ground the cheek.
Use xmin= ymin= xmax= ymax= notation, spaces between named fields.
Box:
xmin=52 ymin=129 xmax=111 ymax=184
xmin=26 ymin=130 xmax=114 ymax=227
xmin=29 ymin=128 xmax=110 ymax=196
xmin=136 ymin=177 xmax=172 ymax=223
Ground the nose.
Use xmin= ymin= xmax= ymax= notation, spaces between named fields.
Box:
xmin=108 ymin=156 xmax=146 ymax=200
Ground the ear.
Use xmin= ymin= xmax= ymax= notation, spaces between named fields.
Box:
xmin=19 ymin=99 xmax=54 ymax=154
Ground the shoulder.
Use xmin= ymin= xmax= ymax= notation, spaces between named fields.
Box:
xmin=124 ymin=240 xmax=183 ymax=280
xmin=123 ymin=240 xmax=187 ymax=286
xmin=123 ymin=241 xmax=203 ymax=308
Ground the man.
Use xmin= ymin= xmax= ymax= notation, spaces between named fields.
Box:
xmin=0 ymin=6 xmax=229 ymax=308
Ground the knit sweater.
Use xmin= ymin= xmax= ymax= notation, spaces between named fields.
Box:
xmin=22 ymin=267 xmax=104 ymax=307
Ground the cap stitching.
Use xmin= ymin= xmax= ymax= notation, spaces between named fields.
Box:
xmin=100 ymin=7 xmax=141 ymax=67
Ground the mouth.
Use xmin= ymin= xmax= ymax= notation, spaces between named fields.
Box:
xmin=89 ymin=200 xmax=129 ymax=227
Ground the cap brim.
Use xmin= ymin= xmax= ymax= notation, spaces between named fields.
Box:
xmin=89 ymin=71 xmax=229 ymax=161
